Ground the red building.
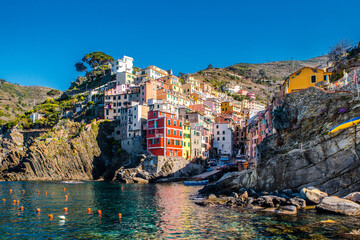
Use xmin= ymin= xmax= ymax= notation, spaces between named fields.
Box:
xmin=147 ymin=110 xmax=183 ymax=157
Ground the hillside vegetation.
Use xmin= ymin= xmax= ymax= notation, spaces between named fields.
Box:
xmin=190 ymin=55 xmax=329 ymax=102
xmin=0 ymin=80 xmax=61 ymax=125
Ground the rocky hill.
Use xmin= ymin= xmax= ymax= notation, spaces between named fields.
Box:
xmin=200 ymin=87 xmax=360 ymax=197
xmin=189 ymin=55 xmax=329 ymax=102
xmin=0 ymin=79 xmax=61 ymax=125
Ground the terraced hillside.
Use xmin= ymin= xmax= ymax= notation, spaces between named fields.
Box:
xmin=0 ymin=79 xmax=61 ymax=125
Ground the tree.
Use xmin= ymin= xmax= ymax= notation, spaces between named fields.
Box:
xmin=75 ymin=62 xmax=87 ymax=72
xmin=207 ymin=64 xmax=214 ymax=69
xmin=328 ymin=40 xmax=352 ymax=63
xmin=82 ymin=51 xmax=114 ymax=70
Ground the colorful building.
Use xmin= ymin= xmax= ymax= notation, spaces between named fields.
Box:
xmin=140 ymin=79 xmax=157 ymax=104
xmin=146 ymin=110 xmax=183 ymax=157
xmin=283 ymin=67 xmax=332 ymax=94
xmin=182 ymin=123 xmax=191 ymax=160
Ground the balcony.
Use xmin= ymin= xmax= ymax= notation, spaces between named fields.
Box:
xmin=155 ymin=133 xmax=164 ymax=138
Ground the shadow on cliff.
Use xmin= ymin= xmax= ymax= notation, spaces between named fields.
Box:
xmin=91 ymin=121 xmax=130 ymax=180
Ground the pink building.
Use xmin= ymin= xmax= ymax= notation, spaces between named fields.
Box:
xmin=239 ymin=90 xmax=249 ymax=96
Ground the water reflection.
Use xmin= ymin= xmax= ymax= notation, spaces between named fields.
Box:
xmin=0 ymin=181 xmax=360 ymax=239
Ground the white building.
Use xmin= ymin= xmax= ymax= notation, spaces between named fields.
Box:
xmin=29 ymin=113 xmax=43 ymax=123
xmin=127 ymin=104 xmax=149 ymax=138
xmin=110 ymin=56 xmax=134 ymax=74
xmin=213 ymin=123 xmax=233 ymax=156
xmin=137 ymin=65 xmax=169 ymax=80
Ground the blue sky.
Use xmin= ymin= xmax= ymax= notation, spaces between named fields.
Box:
xmin=0 ymin=0 xmax=359 ymax=90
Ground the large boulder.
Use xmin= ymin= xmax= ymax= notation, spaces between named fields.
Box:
xmin=300 ymin=187 xmax=328 ymax=205
xmin=287 ymin=197 xmax=306 ymax=209
xmin=343 ymin=192 xmax=360 ymax=204
xmin=316 ymin=196 xmax=360 ymax=216
xmin=276 ymin=205 xmax=297 ymax=215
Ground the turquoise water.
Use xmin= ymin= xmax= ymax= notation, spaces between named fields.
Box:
xmin=0 ymin=182 xmax=359 ymax=239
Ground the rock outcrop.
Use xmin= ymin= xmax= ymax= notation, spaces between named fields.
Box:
xmin=201 ymin=88 xmax=360 ymax=197
xmin=0 ymin=120 xmax=130 ymax=181
xmin=316 ymin=196 xmax=360 ymax=216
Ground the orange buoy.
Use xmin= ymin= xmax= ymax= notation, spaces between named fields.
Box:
xmin=36 ymin=208 xmax=41 ymax=213
xmin=20 ymin=206 xmax=24 ymax=211
xmin=87 ymin=208 xmax=91 ymax=214
xmin=16 ymin=200 xmax=20 ymax=205
xmin=121 ymin=187 xmax=124 ymax=190
xmin=2 ymin=199 xmax=5 ymax=202
xmin=63 ymin=188 xmax=66 ymax=191
xmin=52 ymin=192 xmax=55 ymax=195
xmin=64 ymin=207 xmax=68 ymax=212
xmin=65 ymin=195 xmax=68 ymax=198
xmin=118 ymin=213 xmax=122 ymax=218
xmin=22 ymin=190 xmax=25 ymax=194
xmin=45 ymin=191 xmax=47 ymax=196
xmin=9 ymin=189 xmax=13 ymax=193
xmin=48 ymin=214 xmax=53 ymax=219
xmin=12 ymin=200 xmax=16 ymax=204
xmin=97 ymin=210 xmax=102 ymax=215
xmin=37 ymin=190 xmax=39 ymax=194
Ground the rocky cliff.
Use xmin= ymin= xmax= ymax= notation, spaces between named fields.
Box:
xmin=202 ymin=87 xmax=360 ymax=196
xmin=0 ymin=120 xmax=130 ymax=181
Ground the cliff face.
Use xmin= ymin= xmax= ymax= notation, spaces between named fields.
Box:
xmin=202 ymin=88 xmax=360 ymax=196
xmin=0 ymin=120 xmax=129 ymax=181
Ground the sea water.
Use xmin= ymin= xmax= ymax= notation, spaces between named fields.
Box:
xmin=0 ymin=181 xmax=359 ymax=239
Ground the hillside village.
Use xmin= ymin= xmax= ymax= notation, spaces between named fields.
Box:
xmin=44 ymin=53 xmax=358 ymax=168
xmin=1 ymin=41 xmax=359 ymax=176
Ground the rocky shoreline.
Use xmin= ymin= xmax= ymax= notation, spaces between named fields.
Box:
xmin=196 ymin=186 xmax=360 ymax=216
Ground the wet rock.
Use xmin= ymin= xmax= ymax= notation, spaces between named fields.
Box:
xmin=300 ymin=187 xmax=328 ymax=205
xmin=248 ymin=189 xmax=257 ymax=197
xmin=343 ymin=192 xmax=360 ymax=204
xmin=282 ymin=189 xmax=293 ymax=196
xmin=287 ymin=197 xmax=306 ymax=209
xmin=208 ymin=194 xmax=217 ymax=200
xmin=132 ymin=177 xmax=149 ymax=184
xmin=316 ymin=196 xmax=360 ymax=216
xmin=238 ymin=191 xmax=248 ymax=203
xmin=231 ymin=192 xmax=239 ymax=198
xmin=276 ymin=205 xmax=297 ymax=215
xmin=257 ymin=195 xmax=286 ymax=208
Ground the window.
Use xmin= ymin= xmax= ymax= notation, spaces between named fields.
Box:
xmin=216 ymin=125 xmax=219 ymax=129
xmin=168 ymin=129 xmax=170 ymax=135
xmin=223 ymin=137 xmax=225 ymax=141
xmin=223 ymin=131 xmax=225 ymax=134
xmin=180 ymin=131 xmax=182 ymax=137
xmin=172 ymin=140 xmax=174 ymax=145
xmin=179 ymin=121 xmax=182 ymax=127
xmin=148 ymin=130 xmax=151 ymax=135
xmin=168 ymin=119 xmax=171 ymax=125
xmin=156 ymin=138 xmax=159 ymax=144
xmin=324 ymin=75 xmax=328 ymax=81
xmin=153 ymin=112 xmax=156 ymax=117
xmin=217 ymin=131 xmax=219 ymax=135
xmin=175 ymin=150 xmax=178 ymax=156
xmin=188 ymin=142 xmax=190 ymax=147
xmin=174 ymin=130 xmax=177 ymax=136
xmin=168 ymin=139 xmax=171 ymax=144
xmin=152 ymin=139 xmax=155 ymax=144
xmin=311 ymin=75 xmax=316 ymax=83
xmin=174 ymin=120 xmax=177 ymax=126
xmin=217 ymin=137 xmax=220 ymax=141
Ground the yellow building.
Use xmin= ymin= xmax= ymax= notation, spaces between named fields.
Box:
xmin=283 ymin=67 xmax=332 ymax=94
xmin=221 ymin=101 xmax=241 ymax=113
xmin=183 ymin=123 xmax=191 ymax=160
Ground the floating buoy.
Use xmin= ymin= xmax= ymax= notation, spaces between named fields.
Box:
xmin=9 ymin=189 xmax=13 ymax=193
xmin=16 ymin=200 xmax=20 ymax=205
xmin=64 ymin=207 xmax=68 ymax=212
xmin=63 ymin=188 xmax=66 ymax=192
xmin=121 ymin=187 xmax=124 ymax=190
xmin=48 ymin=214 xmax=53 ymax=219
xmin=12 ymin=200 xmax=16 ymax=204
xmin=36 ymin=208 xmax=41 ymax=213
xmin=87 ymin=208 xmax=91 ymax=214
xmin=22 ymin=190 xmax=25 ymax=194
xmin=2 ymin=199 xmax=5 ymax=202
xmin=65 ymin=195 xmax=68 ymax=198
xmin=97 ymin=210 xmax=102 ymax=215
xmin=118 ymin=213 xmax=122 ymax=218
xmin=45 ymin=191 xmax=47 ymax=196
xmin=20 ymin=206 xmax=24 ymax=211
xmin=52 ymin=192 xmax=55 ymax=195
xmin=37 ymin=190 xmax=39 ymax=194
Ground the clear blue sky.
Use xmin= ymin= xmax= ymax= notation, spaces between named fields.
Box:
xmin=0 ymin=0 xmax=359 ymax=91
